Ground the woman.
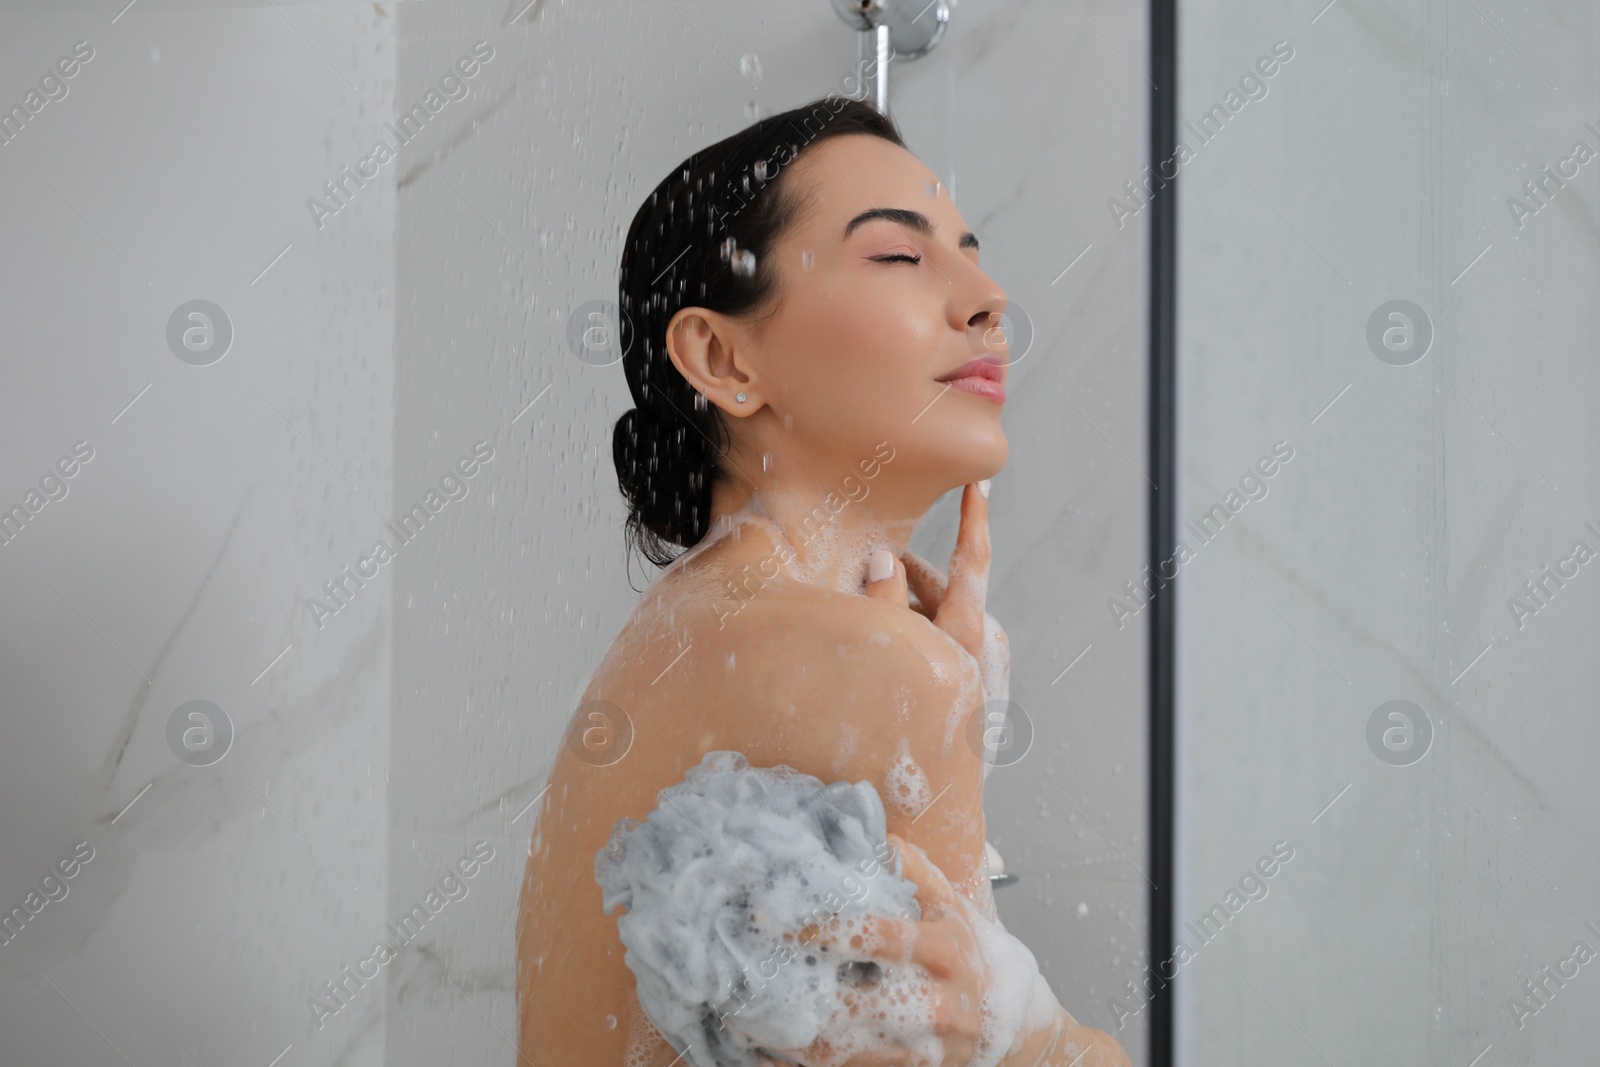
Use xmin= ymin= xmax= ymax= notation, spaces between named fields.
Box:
xmin=517 ymin=96 xmax=1129 ymax=1067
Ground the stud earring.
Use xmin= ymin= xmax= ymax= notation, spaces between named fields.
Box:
xmin=735 ymin=392 xmax=748 ymax=404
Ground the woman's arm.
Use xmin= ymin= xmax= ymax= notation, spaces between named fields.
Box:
xmin=889 ymin=830 xmax=1130 ymax=1067
xmin=1004 ymin=1013 xmax=1132 ymax=1067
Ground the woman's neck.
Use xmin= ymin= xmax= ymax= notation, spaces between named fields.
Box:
xmin=703 ymin=469 xmax=926 ymax=594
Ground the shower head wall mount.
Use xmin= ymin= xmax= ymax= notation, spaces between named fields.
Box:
xmin=829 ymin=0 xmax=951 ymax=114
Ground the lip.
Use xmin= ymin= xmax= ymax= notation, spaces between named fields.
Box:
xmin=936 ymin=355 xmax=1007 ymax=404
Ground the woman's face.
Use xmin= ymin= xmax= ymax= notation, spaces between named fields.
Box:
xmin=726 ymin=133 xmax=1010 ymax=501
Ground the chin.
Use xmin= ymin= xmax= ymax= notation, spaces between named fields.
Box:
xmin=932 ymin=426 xmax=1008 ymax=488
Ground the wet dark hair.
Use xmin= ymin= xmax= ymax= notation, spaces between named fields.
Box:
xmin=612 ymin=95 xmax=905 ymax=570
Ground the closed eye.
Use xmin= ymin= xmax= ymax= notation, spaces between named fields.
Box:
xmin=872 ymin=253 xmax=922 ymax=265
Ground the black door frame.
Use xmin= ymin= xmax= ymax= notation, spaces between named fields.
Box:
xmin=1147 ymin=1 xmax=1178 ymax=1064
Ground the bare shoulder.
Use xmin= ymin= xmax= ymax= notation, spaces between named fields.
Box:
xmin=666 ymin=581 xmax=992 ymax=887
xmin=582 ymin=562 xmax=989 ymax=825
xmin=707 ymin=582 xmax=979 ymax=712
xmin=595 ymin=530 xmax=983 ymax=732
xmin=583 ymin=525 xmax=989 ymax=829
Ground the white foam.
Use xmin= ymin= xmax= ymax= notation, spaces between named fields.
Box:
xmin=623 ymin=996 xmax=661 ymax=1067
xmin=882 ymin=737 xmax=932 ymax=819
xmin=978 ymin=610 xmax=1010 ymax=707
xmin=595 ymin=751 xmax=928 ymax=1066
xmin=954 ymin=888 xmax=1064 ymax=1065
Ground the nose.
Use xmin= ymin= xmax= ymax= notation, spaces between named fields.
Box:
xmin=954 ymin=265 xmax=1009 ymax=362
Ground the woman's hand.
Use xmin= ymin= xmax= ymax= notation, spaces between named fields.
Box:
xmin=864 ymin=482 xmax=1011 ymax=706
xmin=754 ymin=833 xmax=986 ymax=1067
xmin=748 ymin=828 xmax=1132 ymax=1067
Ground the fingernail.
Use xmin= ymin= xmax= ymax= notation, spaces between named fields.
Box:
xmin=977 ymin=479 xmax=991 ymax=499
xmin=869 ymin=548 xmax=895 ymax=582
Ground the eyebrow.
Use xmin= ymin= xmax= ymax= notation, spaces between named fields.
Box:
xmin=842 ymin=207 xmax=980 ymax=250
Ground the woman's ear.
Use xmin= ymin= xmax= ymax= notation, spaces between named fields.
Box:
xmin=664 ymin=307 xmax=761 ymax=415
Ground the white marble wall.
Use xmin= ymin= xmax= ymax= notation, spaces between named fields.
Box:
xmin=0 ymin=6 xmax=393 ymax=1066
xmin=1176 ymin=2 xmax=1600 ymax=1064
xmin=390 ymin=0 xmax=1151 ymax=1064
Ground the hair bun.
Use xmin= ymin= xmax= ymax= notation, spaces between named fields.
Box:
xmin=616 ymin=406 xmax=670 ymax=461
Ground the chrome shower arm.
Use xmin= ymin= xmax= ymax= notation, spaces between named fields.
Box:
xmin=830 ymin=0 xmax=950 ymax=115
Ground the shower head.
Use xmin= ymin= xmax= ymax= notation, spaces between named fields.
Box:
xmin=829 ymin=0 xmax=950 ymax=60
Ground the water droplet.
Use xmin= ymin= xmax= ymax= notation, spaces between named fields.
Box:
xmin=721 ymin=237 xmax=738 ymax=262
xmin=604 ymin=1014 xmax=618 ymax=1030
xmin=693 ymin=391 xmax=708 ymax=412
xmin=925 ymin=179 xmax=941 ymax=198
xmin=1076 ymin=902 xmax=1089 ymax=918
xmin=740 ymin=53 xmax=763 ymax=84
xmin=732 ymin=250 xmax=756 ymax=277
xmin=762 ymin=451 xmax=773 ymax=472
xmin=754 ymin=159 xmax=772 ymax=181
xmin=801 ymin=250 xmax=814 ymax=269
